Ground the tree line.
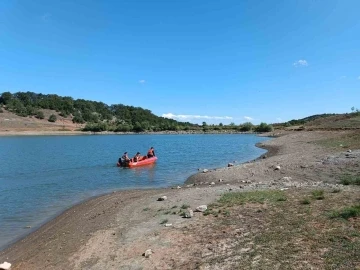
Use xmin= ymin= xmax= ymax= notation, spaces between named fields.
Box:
xmin=0 ymin=91 xmax=273 ymax=132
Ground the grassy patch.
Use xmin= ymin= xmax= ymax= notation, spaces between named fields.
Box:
xmin=181 ymin=204 xmax=190 ymax=209
xmin=329 ymin=205 xmax=360 ymax=220
xmin=311 ymin=189 xmax=325 ymax=200
xmin=316 ymin=131 xmax=360 ymax=149
xmin=218 ymin=190 xmax=287 ymax=206
xmin=340 ymin=174 xmax=360 ymax=185
xmin=300 ymin=198 xmax=311 ymax=205
xmin=160 ymin=219 xmax=168 ymax=225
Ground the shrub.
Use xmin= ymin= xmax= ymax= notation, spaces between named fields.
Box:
xmin=330 ymin=205 xmax=360 ymax=220
xmin=35 ymin=111 xmax=45 ymax=119
xmin=48 ymin=114 xmax=57 ymax=122
xmin=254 ymin=122 xmax=273 ymax=132
xmin=311 ymin=190 xmax=325 ymax=200
xmin=340 ymin=175 xmax=360 ymax=185
xmin=300 ymin=198 xmax=311 ymax=205
xmin=239 ymin=122 xmax=253 ymax=132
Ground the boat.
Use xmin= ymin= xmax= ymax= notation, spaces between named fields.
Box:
xmin=117 ymin=156 xmax=158 ymax=168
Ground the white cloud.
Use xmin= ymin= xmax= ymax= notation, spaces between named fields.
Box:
xmin=41 ymin=13 xmax=51 ymax=22
xmin=162 ymin=113 xmax=233 ymax=121
xmin=139 ymin=79 xmax=146 ymax=84
xmin=293 ymin=60 xmax=308 ymax=67
xmin=243 ymin=116 xmax=253 ymax=121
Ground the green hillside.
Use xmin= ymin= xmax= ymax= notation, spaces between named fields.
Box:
xmin=0 ymin=91 xmax=195 ymax=132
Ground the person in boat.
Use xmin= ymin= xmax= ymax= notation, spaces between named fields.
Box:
xmin=118 ymin=152 xmax=130 ymax=166
xmin=147 ymin=147 xmax=156 ymax=158
xmin=133 ymin=152 xmax=142 ymax=162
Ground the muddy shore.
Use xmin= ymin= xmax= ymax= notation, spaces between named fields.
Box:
xmin=1 ymin=130 xmax=359 ymax=269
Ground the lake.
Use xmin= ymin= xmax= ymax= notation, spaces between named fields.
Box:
xmin=0 ymin=134 xmax=268 ymax=250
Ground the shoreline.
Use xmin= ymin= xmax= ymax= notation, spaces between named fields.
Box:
xmin=0 ymin=135 xmax=271 ymax=253
xmin=1 ymin=130 xmax=359 ymax=269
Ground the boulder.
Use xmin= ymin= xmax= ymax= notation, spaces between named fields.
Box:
xmin=157 ymin=196 xmax=167 ymax=201
xmin=195 ymin=205 xmax=207 ymax=212
xmin=218 ymin=179 xmax=223 ymax=182
xmin=164 ymin=223 xmax=173 ymax=227
xmin=143 ymin=249 xmax=152 ymax=258
xmin=202 ymin=169 xmax=208 ymax=173
xmin=210 ymin=182 xmax=215 ymax=185
xmin=228 ymin=163 xmax=234 ymax=167
xmin=0 ymin=262 xmax=11 ymax=270
xmin=274 ymin=165 xmax=281 ymax=170
xmin=184 ymin=209 xmax=194 ymax=218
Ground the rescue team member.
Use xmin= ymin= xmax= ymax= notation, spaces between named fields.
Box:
xmin=118 ymin=151 xmax=130 ymax=166
xmin=133 ymin=152 xmax=142 ymax=162
xmin=147 ymin=147 xmax=155 ymax=158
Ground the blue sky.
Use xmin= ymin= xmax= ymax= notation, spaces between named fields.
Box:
xmin=0 ymin=0 xmax=359 ymax=124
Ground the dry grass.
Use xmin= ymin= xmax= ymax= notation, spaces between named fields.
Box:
xmin=179 ymin=188 xmax=360 ymax=269
xmin=316 ymin=131 xmax=360 ymax=150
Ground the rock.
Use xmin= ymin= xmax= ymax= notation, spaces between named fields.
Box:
xmin=184 ymin=209 xmax=194 ymax=218
xmin=143 ymin=249 xmax=153 ymax=258
xmin=0 ymin=262 xmax=11 ymax=270
xmin=262 ymin=155 xmax=267 ymax=159
xmin=228 ymin=163 xmax=234 ymax=167
xmin=177 ymin=186 xmax=182 ymax=189
xmin=218 ymin=179 xmax=223 ymax=182
xmin=164 ymin=223 xmax=172 ymax=227
xmin=202 ymin=169 xmax=208 ymax=173
xmin=195 ymin=205 xmax=208 ymax=212
xmin=157 ymin=196 xmax=167 ymax=201
xmin=24 ymin=225 xmax=31 ymax=229
xmin=282 ymin=177 xmax=292 ymax=181
xmin=274 ymin=165 xmax=281 ymax=170
xmin=347 ymin=149 xmax=352 ymax=153
xmin=210 ymin=182 xmax=215 ymax=185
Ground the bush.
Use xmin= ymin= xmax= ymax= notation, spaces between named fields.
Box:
xmin=239 ymin=122 xmax=253 ymax=132
xmin=254 ymin=122 xmax=273 ymax=132
xmin=35 ymin=111 xmax=45 ymax=119
xmin=48 ymin=114 xmax=57 ymax=122
xmin=311 ymin=190 xmax=325 ymax=200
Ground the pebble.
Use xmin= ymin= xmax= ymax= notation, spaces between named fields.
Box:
xmin=157 ymin=196 xmax=167 ymax=201
xmin=144 ymin=249 xmax=152 ymax=258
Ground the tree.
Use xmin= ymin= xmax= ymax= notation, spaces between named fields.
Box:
xmin=48 ymin=114 xmax=57 ymax=122
xmin=254 ymin=122 xmax=273 ymax=132
xmin=239 ymin=122 xmax=253 ymax=132
xmin=35 ymin=111 xmax=45 ymax=119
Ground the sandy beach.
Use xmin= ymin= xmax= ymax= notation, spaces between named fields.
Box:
xmin=1 ymin=130 xmax=359 ymax=269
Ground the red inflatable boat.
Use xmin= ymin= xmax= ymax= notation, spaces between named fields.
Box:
xmin=117 ymin=156 xmax=158 ymax=168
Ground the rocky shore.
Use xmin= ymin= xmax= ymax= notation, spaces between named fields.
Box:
xmin=0 ymin=130 xmax=359 ymax=269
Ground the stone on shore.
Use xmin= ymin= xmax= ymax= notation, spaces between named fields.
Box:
xmin=203 ymin=169 xmax=208 ymax=173
xmin=143 ymin=249 xmax=153 ymax=258
xmin=228 ymin=163 xmax=234 ymax=167
xmin=274 ymin=165 xmax=281 ymax=170
xmin=195 ymin=205 xmax=207 ymax=212
xmin=0 ymin=262 xmax=11 ymax=270
xmin=184 ymin=209 xmax=194 ymax=218
xmin=157 ymin=196 xmax=167 ymax=201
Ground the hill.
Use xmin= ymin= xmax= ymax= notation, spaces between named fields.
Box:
xmin=273 ymin=112 xmax=360 ymax=131
xmin=0 ymin=91 xmax=196 ymax=133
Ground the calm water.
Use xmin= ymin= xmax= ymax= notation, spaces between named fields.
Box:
xmin=0 ymin=134 xmax=268 ymax=250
